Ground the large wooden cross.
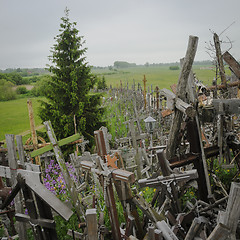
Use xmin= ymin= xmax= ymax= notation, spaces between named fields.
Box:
xmin=82 ymin=129 xmax=136 ymax=240
xmin=3 ymin=134 xmax=73 ymax=240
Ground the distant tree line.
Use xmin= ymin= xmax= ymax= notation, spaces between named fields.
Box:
xmin=0 ymin=68 xmax=49 ymax=76
xmin=114 ymin=61 xmax=137 ymax=68
xmin=110 ymin=60 xmax=213 ymax=69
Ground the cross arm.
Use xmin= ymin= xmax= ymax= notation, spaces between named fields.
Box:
xmin=80 ymin=160 xmax=135 ymax=183
xmin=138 ymin=170 xmax=198 ymax=188
xmin=15 ymin=213 xmax=56 ymax=229
xmin=30 ymin=133 xmax=81 ymax=157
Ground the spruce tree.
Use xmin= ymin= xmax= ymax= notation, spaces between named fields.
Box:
xmin=39 ymin=8 xmax=104 ymax=151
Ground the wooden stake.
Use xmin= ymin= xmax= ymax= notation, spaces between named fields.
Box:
xmin=166 ymin=36 xmax=198 ymax=159
xmin=27 ymin=99 xmax=40 ymax=165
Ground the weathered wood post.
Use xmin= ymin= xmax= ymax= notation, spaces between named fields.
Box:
xmin=184 ymin=216 xmax=208 ymax=240
xmin=93 ymin=130 xmax=122 ymax=240
xmin=156 ymin=220 xmax=178 ymax=240
xmin=206 ymin=223 xmax=230 ymax=240
xmin=86 ymin=208 xmax=98 ymax=240
xmin=218 ymin=182 xmax=240 ymax=240
xmin=27 ymin=99 xmax=40 ymax=165
xmin=213 ymin=33 xmax=227 ymax=87
xmin=143 ymin=75 xmax=147 ymax=110
xmin=186 ymin=120 xmax=210 ymax=202
xmin=44 ymin=121 xmax=84 ymax=221
xmin=155 ymin=86 xmax=160 ymax=110
xmin=129 ymin=120 xmax=142 ymax=179
xmin=223 ymin=51 xmax=240 ymax=79
xmin=5 ymin=134 xmax=28 ymax=239
xmin=16 ymin=135 xmax=26 ymax=167
xmin=166 ymin=35 xmax=198 ymax=159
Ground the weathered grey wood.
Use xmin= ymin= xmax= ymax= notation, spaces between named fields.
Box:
xmin=166 ymin=35 xmax=198 ymax=159
xmin=0 ymin=166 xmax=11 ymax=178
xmin=15 ymin=213 xmax=55 ymax=229
xmin=219 ymin=182 xmax=240 ymax=240
xmin=129 ymin=120 xmax=142 ymax=179
xmin=223 ymin=51 xmax=240 ymax=78
xmin=18 ymin=169 xmax=73 ymax=221
xmin=214 ymin=33 xmax=227 ymax=86
xmin=155 ymin=149 xmax=181 ymax=212
xmin=212 ymin=98 xmax=240 ymax=115
xmin=5 ymin=134 xmax=28 ymax=240
xmin=138 ymin=169 xmax=198 ymax=188
xmin=86 ymin=208 xmax=98 ymax=240
xmin=156 ymin=220 xmax=178 ymax=240
xmin=206 ymin=223 xmax=230 ymax=240
xmin=184 ymin=217 xmax=208 ymax=240
xmin=16 ymin=135 xmax=25 ymax=167
xmin=199 ymin=196 xmax=228 ymax=213
xmin=156 ymin=150 xmax=172 ymax=176
xmin=44 ymin=121 xmax=84 ymax=220
xmin=159 ymin=88 xmax=195 ymax=117
xmin=175 ymin=98 xmax=196 ymax=117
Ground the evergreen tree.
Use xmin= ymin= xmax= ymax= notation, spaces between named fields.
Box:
xmin=39 ymin=8 xmax=105 ymax=151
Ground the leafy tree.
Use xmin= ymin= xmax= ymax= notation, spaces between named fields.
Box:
xmin=7 ymin=72 xmax=24 ymax=85
xmin=16 ymin=86 xmax=28 ymax=94
xmin=0 ymin=79 xmax=16 ymax=101
xmin=31 ymin=75 xmax=51 ymax=97
xmin=39 ymin=8 xmax=105 ymax=152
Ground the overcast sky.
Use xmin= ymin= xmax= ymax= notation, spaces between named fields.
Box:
xmin=1 ymin=0 xmax=240 ymax=69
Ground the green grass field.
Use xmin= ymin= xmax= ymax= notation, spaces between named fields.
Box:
xmin=92 ymin=65 xmax=226 ymax=90
xmin=1 ymin=65 xmax=231 ymax=141
xmin=0 ymin=97 xmax=45 ymax=141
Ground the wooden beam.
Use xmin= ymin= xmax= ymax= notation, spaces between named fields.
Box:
xmin=166 ymin=35 xmax=198 ymax=159
xmin=214 ymin=33 xmax=227 ymax=86
xmin=44 ymin=121 xmax=84 ymax=221
xmin=206 ymin=223 xmax=230 ymax=240
xmin=223 ymin=51 xmax=240 ymax=79
xmin=30 ymin=133 xmax=81 ymax=157
xmin=86 ymin=209 xmax=98 ymax=240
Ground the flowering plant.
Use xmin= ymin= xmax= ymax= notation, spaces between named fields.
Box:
xmin=42 ymin=159 xmax=78 ymax=202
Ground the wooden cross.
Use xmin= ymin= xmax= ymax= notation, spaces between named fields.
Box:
xmin=3 ymin=134 xmax=73 ymax=239
xmin=143 ymin=75 xmax=147 ymax=110
xmin=80 ymin=156 xmax=135 ymax=240
xmin=32 ymin=121 xmax=84 ymax=221
xmin=82 ymin=129 xmax=136 ymax=240
xmin=0 ymin=169 xmax=73 ymax=240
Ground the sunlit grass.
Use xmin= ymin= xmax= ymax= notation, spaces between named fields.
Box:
xmin=0 ymin=97 xmax=45 ymax=141
xmin=92 ymin=65 xmax=228 ymax=90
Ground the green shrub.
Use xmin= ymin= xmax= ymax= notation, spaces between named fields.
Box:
xmin=16 ymin=86 xmax=28 ymax=94
xmin=0 ymin=79 xmax=16 ymax=101
xmin=169 ymin=66 xmax=179 ymax=70
xmin=31 ymin=75 xmax=51 ymax=97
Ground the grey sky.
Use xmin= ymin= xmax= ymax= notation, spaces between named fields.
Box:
xmin=1 ymin=0 xmax=240 ymax=69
